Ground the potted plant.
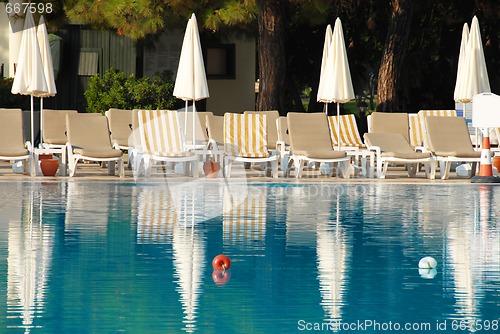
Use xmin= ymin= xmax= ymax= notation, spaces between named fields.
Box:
xmin=38 ymin=154 xmax=59 ymax=176
xmin=203 ymin=159 xmax=221 ymax=178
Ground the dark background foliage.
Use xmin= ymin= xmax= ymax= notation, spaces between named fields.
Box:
xmin=84 ymin=68 xmax=182 ymax=114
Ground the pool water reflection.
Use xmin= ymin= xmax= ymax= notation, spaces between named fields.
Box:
xmin=0 ymin=181 xmax=499 ymax=333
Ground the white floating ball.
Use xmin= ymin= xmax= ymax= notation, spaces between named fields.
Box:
xmin=419 ymin=268 xmax=437 ymax=279
xmin=418 ymin=256 xmax=437 ymax=269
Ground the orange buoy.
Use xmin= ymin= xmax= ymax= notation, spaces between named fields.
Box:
xmin=212 ymin=254 xmax=231 ymax=270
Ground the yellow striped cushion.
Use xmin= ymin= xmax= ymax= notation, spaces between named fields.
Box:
xmin=327 ymin=114 xmax=364 ymax=147
xmin=408 ymin=114 xmax=423 ymax=147
xmin=224 ymin=113 xmax=269 ymax=158
xmin=419 ymin=109 xmax=457 ymax=117
xmin=138 ymin=109 xmax=194 ymax=157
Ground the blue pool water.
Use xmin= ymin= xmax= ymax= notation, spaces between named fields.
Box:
xmin=0 ymin=181 xmax=499 ymax=333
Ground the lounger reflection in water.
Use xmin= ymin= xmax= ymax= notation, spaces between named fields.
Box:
xmin=223 ymin=185 xmax=266 ymax=250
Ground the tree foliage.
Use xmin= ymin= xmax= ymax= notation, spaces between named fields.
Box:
xmin=0 ymin=78 xmax=29 ymax=109
xmin=62 ymin=0 xmax=500 ymax=113
xmin=64 ymin=0 xmax=166 ymax=39
xmin=380 ymin=0 xmax=500 ymax=111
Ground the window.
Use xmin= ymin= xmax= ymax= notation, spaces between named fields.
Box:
xmin=78 ymin=50 xmax=100 ymax=76
xmin=205 ymin=44 xmax=235 ymax=79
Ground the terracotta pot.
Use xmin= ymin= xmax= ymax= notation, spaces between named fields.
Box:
xmin=203 ymin=161 xmax=221 ymax=178
xmin=39 ymin=154 xmax=52 ymax=160
xmin=494 ymin=156 xmax=500 ymax=172
xmin=40 ymin=159 xmax=59 ymax=176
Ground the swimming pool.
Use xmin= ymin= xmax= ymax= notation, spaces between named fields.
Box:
xmin=0 ymin=181 xmax=499 ymax=333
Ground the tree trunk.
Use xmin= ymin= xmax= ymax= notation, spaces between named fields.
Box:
xmin=376 ymin=0 xmax=415 ymax=111
xmin=256 ymin=0 xmax=286 ymax=112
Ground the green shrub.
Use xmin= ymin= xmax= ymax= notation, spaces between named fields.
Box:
xmin=0 ymin=77 xmax=30 ymax=109
xmin=85 ymin=68 xmax=182 ymax=114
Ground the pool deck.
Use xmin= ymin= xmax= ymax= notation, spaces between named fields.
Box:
xmin=0 ymin=160 xmax=483 ymax=184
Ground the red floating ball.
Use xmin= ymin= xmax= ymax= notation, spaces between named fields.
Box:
xmin=212 ymin=254 xmax=231 ymax=270
xmin=212 ymin=269 xmax=231 ymax=285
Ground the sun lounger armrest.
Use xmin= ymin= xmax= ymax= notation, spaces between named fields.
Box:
xmin=276 ymin=141 xmax=288 ymax=159
xmin=66 ymin=142 xmax=74 ymax=156
xmin=366 ymin=145 xmax=382 ymax=156
xmin=276 ymin=140 xmax=286 ymax=150
xmin=24 ymin=141 xmax=33 ymax=153
xmin=207 ymin=139 xmax=216 ymax=150
xmin=208 ymin=138 xmax=222 ymax=150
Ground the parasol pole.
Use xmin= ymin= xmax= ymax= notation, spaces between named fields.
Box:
xmin=192 ymin=101 xmax=196 ymax=149
xmin=40 ymin=97 xmax=44 ymax=148
xmin=184 ymin=100 xmax=188 ymax=145
xmin=30 ymin=95 xmax=36 ymax=176
xmin=30 ymin=96 xmax=34 ymax=148
xmin=193 ymin=69 xmax=196 ymax=150
xmin=336 ymin=102 xmax=340 ymax=150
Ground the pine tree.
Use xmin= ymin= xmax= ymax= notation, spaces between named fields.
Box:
xmin=61 ymin=0 xmax=500 ymax=113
